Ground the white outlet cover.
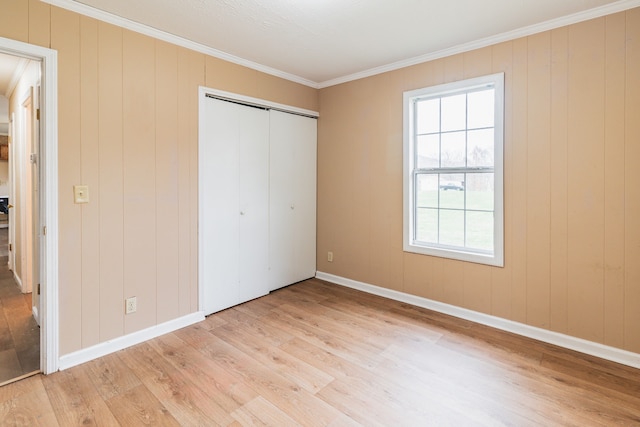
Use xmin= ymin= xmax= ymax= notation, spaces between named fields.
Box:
xmin=125 ymin=296 xmax=137 ymax=314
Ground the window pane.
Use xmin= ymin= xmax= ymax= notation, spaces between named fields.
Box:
xmin=416 ymin=134 xmax=440 ymax=168
xmin=439 ymin=173 xmax=464 ymax=209
xmin=416 ymin=175 xmax=438 ymax=208
xmin=441 ymin=131 xmax=465 ymax=167
xmin=439 ymin=209 xmax=464 ymax=247
xmin=404 ymin=73 xmax=504 ymax=266
xmin=416 ymin=208 xmax=438 ymax=243
xmin=467 ymin=89 xmax=494 ymax=129
xmin=416 ymin=98 xmax=440 ymax=134
xmin=466 ymin=211 xmax=494 ymax=251
xmin=441 ymin=94 xmax=466 ymax=132
xmin=467 ymin=129 xmax=494 ymax=167
xmin=466 ymin=173 xmax=494 ymax=211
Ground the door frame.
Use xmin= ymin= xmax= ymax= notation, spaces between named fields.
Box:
xmin=1 ymin=36 xmax=59 ymax=375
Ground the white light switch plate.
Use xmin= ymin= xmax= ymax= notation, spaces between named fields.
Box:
xmin=74 ymin=185 xmax=89 ymax=204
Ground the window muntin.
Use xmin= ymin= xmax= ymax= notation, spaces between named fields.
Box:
xmin=403 ymin=73 xmax=504 ymax=267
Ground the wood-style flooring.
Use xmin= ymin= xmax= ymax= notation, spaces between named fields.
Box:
xmin=1 ymin=278 xmax=639 ymax=426
xmin=0 ymin=252 xmax=40 ymax=386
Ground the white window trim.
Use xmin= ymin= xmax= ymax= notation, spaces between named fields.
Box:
xmin=403 ymin=73 xmax=504 ymax=267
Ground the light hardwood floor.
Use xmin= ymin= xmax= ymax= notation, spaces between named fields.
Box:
xmin=0 ymin=252 xmax=40 ymax=385
xmin=1 ymin=278 xmax=639 ymax=426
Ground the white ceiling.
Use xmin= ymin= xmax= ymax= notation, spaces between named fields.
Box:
xmin=39 ymin=0 xmax=640 ymax=87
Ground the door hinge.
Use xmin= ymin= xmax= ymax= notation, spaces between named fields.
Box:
xmin=37 ymin=283 xmax=40 ymax=295
xmin=43 ymin=225 xmax=47 ymax=236
xmin=36 ymin=108 xmax=40 ymax=120
xmin=8 ymin=243 xmax=12 ymax=251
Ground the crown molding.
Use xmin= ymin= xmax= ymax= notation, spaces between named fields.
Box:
xmin=317 ymin=0 xmax=640 ymax=88
xmin=40 ymin=0 xmax=319 ymax=88
xmin=40 ymin=0 xmax=640 ymax=90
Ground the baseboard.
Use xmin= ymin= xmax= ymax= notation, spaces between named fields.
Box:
xmin=58 ymin=311 xmax=206 ymax=371
xmin=32 ymin=305 xmax=39 ymax=326
xmin=315 ymin=271 xmax=640 ymax=370
xmin=12 ymin=270 xmax=22 ymax=291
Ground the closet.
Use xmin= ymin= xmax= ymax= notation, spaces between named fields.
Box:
xmin=199 ymin=90 xmax=317 ymax=316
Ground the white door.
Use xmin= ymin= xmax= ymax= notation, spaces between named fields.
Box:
xmin=269 ymin=110 xmax=317 ymax=290
xmin=291 ymin=113 xmax=317 ymax=282
xmin=8 ymin=113 xmax=15 ymax=272
xmin=200 ymin=96 xmax=269 ymax=315
xmin=268 ymin=111 xmax=295 ymax=289
xmin=238 ymin=106 xmax=269 ymax=303
xmin=31 ymin=85 xmax=41 ymax=325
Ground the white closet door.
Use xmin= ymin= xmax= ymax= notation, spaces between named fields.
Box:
xmin=269 ymin=112 xmax=296 ymax=288
xmin=269 ymin=110 xmax=317 ymax=290
xmin=291 ymin=114 xmax=317 ymax=281
xmin=200 ymin=97 xmax=269 ymax=315
xmin=238 ymin=107 xmax=270 ymax=302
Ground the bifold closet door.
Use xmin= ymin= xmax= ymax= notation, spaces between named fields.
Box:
xmin=200 ymin=97 xmax=269 ymax=315
xmin=269 ymin=110 xmax=317 ymax=291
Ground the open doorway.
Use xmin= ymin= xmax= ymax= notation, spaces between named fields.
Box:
xmin=0 ymin=36 xmax=58 ymax=381
xmin=0 ymin=52 xmax=41 ymax=385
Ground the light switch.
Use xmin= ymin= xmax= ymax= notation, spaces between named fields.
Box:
xmin=74 ymin=185 xmax=89 ymax=204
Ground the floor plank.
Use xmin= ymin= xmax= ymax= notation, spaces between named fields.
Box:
xmin=0 ymin=279 xmax=639 ymax=426
xmin=0 ymin=246 xmax=40 ymax=384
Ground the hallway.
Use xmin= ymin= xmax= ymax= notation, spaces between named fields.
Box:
xmin=0 ymin=229 xmax=39 ymax=385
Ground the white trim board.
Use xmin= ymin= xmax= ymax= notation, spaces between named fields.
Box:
xmin=315 ymin=271 xmax=640 ymax=370
xmin=58 ymin=312 xmax=205 ymax=371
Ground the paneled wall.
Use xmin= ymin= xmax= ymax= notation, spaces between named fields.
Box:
xmin=317 ymin=9 xmax=640 ymax=353
xmin=0 ymin=0 xmax=318 ymax=356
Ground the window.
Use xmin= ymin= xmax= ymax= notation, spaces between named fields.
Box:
xmin=403 ymin=73 xmax=504 ymax=267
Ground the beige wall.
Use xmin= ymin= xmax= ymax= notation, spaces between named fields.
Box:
xmin=1 ymin=0 xmax=638 ymax=358
xmin=317 ymin=9 xmax=640 ymax=353
xmin=0 ymin=0 xmax=318 ymax=356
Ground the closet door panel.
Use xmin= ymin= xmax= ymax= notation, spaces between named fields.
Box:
xmin=200 ymin=98 xmax=269 ymax=315
xmin=238 ymin=107 xmax=270 ymax=302
xmin=291 ymin=115 xmax=317 ymax=282
xmin=269 ymin=111 xmax=317 ymax=290
xmin=269 ymin=112 xmax=296 ymax=289
xmin=201 ymin=97 xmax=241 ymax=314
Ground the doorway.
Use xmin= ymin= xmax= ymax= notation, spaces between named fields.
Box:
xmin=0 ymin=36 xmax=59 ymax=378
xmin=0 ymin=53 xmax=41 ymax=385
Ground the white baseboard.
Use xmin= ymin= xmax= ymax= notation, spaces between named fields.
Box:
xmin=13 ymin=270 xmax=22 ymax=291
xmin=32 ymin=305 xmax=39 ymax=326
xmin=58 ymin=311 xmax=206 ymax=371
xmin=315 ymin=271 xmax=640 ymax=370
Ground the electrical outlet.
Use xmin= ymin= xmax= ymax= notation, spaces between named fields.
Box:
xmin=125 ymin=296 xmax=137 ymax=314
xmin=328 ymin=251 xmax=334 ymax=262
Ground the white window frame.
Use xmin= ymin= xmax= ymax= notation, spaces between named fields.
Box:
xmin=403 ymin=73 xmax=504 ymax=267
